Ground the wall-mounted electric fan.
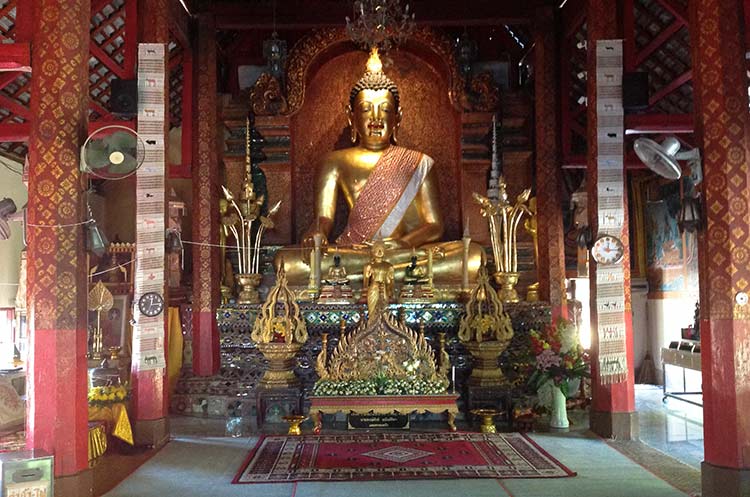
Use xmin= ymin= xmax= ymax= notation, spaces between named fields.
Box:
xmin=80 ymin=125 xmax=146 ymax=180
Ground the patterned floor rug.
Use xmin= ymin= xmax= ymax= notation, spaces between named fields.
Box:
xmin=234 ymin=432 xmax=576 ymax=483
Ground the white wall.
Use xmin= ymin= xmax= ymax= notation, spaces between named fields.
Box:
xmin=646 ymin=296 xmax=695 ymax=384
xmin=0 ymin=157 xmax=27 ymax=308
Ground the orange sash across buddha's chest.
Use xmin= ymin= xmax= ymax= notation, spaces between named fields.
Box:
xmin=336 ymin=145 xmax=424 ymax=246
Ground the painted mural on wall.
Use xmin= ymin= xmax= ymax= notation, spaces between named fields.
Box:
xmin=644 ymin=196 xmax=699 ymax=297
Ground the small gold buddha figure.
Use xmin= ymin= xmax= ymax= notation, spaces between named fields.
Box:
xmin=399 ymin=252 xmax=434 ymax=303
xmin=318 ymin=253 xmax=354 ymax=304
xmin=362 ymin=240 xmax=394 ymax=317
xmin=277 ymin=48 xmax=482 ymax=290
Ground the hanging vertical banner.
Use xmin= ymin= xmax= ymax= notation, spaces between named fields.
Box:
xmin=133 ymin=43 xmax=167 ymax=371
xmin=595 ymin=40 xmax=628 ymax=385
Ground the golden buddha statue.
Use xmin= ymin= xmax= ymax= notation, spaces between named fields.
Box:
xmin=362 ymin=239 xmax=394 ymax=317
xmin=318 ymin=253 xmax=354 ymax=304
xmin=399 ymin=251 xmax=435 ymax=303
xmin=278 ymin=48 xmax=483 ymax=290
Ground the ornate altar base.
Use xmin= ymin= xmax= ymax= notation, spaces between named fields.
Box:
xmin=310 ymin=394 xmax=460 ymax=433
xmin=172 ymin=301 xmax=550 ymax=421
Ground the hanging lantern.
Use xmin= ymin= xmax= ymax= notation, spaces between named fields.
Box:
xmin=678 ymin=193 xmax=702 ymax=233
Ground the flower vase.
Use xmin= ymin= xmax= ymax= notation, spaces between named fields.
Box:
xmin=550 ymin=385 xmax=569 ymax=430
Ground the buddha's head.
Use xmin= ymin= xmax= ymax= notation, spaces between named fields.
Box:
xmin=348 ymin=48 xmax=402 ymax=151
xmin=371 ymin=239 xmax=386 ymax=260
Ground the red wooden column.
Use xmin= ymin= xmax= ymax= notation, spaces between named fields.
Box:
xmin=534 ymin=6 xmax=568 ymax=320
xmin=131 ymin=0 xmax=170 ymax=447
xmin=191 ymin=14 xmax=221 ymax=375
xmin=689 ymin=0 xmax=750 ymax=494
xmin=586 ymin=0 xmax=637 ymax=439
xmin=26 ymin=0 xmax=92 ymax=495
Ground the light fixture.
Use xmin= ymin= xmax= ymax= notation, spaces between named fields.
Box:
xmin=577 ymin=70 xmax=587 ymax=80
xmin=576 ymin=40 xmax=587 ymax=50
xmin=345 ymin=0 xmax=416 ymax=51
xmin=678 ymin=193 xmax=702 ymax=233
xmin=85 ymin=205 xmax=108 ymax=257
xmin=577 ymin=96 xmax=587 ymax=106
xmin=454 ymin=29 xmax=477 ymax=79
xmin=262 ymin=0 xmax=287 ymax=83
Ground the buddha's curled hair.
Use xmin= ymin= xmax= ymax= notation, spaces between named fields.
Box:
xmin=349 ymin=71 xmax=400 ymax=110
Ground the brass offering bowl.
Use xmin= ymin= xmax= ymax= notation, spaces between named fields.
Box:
xmin=282 ymin=415 xmax=308 ymax=436
xmin=471 ymin=408 xmax=503 ymax=434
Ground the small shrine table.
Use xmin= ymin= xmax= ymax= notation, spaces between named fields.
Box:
xmin=309 ymin=394 xmax=460 ymax=433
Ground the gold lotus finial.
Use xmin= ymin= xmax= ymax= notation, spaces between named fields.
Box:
xmin=366 ymin=47 xmax=383 ymax=74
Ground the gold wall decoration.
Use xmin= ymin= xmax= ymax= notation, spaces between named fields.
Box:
xmin=315 ymin=310 xmax=447 ymax=383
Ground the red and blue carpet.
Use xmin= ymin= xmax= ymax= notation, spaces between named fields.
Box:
xmin=234 ymin=432 xmax=576 ymax=483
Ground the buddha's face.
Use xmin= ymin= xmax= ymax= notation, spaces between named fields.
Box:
xmin=350 ymin=89 xmax=400 ymax=151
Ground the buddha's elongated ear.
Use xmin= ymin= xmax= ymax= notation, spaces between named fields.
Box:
xmin=392 ymin=107 xmax=403 ymax=145
xmin=346 ymin=104 xmax=357 ymax=144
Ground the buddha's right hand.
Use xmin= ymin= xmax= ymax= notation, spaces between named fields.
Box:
xmin=301 ymin=230 xmax=329 ymax=263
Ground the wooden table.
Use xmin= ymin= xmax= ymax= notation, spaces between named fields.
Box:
xmin=309 ymin=394 xmax=460 ymax=433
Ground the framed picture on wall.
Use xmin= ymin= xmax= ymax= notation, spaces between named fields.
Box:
xmin=101 ymin=294 xmax=131 ymax=357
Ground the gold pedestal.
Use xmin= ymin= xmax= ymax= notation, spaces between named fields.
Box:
xmin=282 ymin=415 xmax=307 ymax=436
xmin=493 ymin=271 xmax=520 ymax=303
xmin=471 ymin=408 xmax=502 ymax=433
xmin=256 ymin=342 xmax=302 ymax=389
xmin=466 ymin=340 xmax=510 ymax=387
xmin=526 ymin=282 xmax=540 ymax=302
xmin=236 ymin=273 xmax=262 ymax=304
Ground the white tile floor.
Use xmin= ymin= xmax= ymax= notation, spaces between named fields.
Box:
xmin=102 ymin=385 xmax=703 ymax=497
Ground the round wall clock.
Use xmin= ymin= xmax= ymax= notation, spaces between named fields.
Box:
xmin=591 ymin=235 xmax=625 ymax=265
xmin=138 ymin=291 xmax=165 ymax=317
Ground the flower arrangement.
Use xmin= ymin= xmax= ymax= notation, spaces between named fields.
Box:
xmin=312 ymin=376 xmax=448 ymax=397
xmin=88 ymin=384 xmax=130 ymax=407
xmin=528 ymin=318 xmax=589 ymax=397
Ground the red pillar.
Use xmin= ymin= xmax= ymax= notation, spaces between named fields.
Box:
xmin=586 ymin=0 xmax=638 ymax=439
xmin=191 ymin=14 xmax=221 ymax=376
xmin=689 ymin=0 xmax=750 ymax=494
xmin=534 ymin=6 xmax=568 ymax=320
xmin=130 ymin=0 xmax=170 ymax=447
xmin=26 ymin=0 xmax=92 ymax=494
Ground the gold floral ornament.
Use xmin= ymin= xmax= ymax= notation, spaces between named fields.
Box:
xmin=252 ymin=263 xmax=309 ymax=389
xmin=313 ymin=310 xmax=450 ymax=396
xmin=458 ymin=265 xmax=514 ymax=387
xmin=473 ymin=178 xmax=531 ymax=302
xmin=88 ymin=281 xmax=114 ymax=360
xmin=252 ymin=263 xmax=308 ymax=345
xmin=88 ymin=384 xmax=130 ymax=407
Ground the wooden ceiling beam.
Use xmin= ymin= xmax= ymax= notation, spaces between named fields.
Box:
xmin=209 ymin=0 xmax=549 ymax=29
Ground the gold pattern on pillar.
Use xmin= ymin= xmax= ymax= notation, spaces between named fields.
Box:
xmin=27 ymin=0 xmax=90 ymax=474
xmin=193 ymin=15 xmax=220 ymax=315
xmin=533 ymin=7 xmax=567 ymax=313
xmin=691 ymin=0 xmax=750 ymax=321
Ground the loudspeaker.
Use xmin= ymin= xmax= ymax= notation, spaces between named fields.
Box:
xmin=110 ymin=78 xmax=137 ymax=115
xmin=623 ymin=72 xmax=649 ymax=112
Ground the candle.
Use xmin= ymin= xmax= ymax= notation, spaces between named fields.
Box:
xmin=427 ymin=247 xmax=433 ymax=287
xmin=451 ymin=366 xmax=456 ymax=393
xmin=463 ymin=216 xmax=470 ymax=238
xmin=313 ymin=232 xmax=323 ymax=291
xmin=461 ymin=236 xmax=471 ymax=292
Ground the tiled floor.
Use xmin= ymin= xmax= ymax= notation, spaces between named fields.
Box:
xmin=102 ymin=385 xmax=703 ymax=497
xmin=636 ymin=383 xmax=703 ymax=469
